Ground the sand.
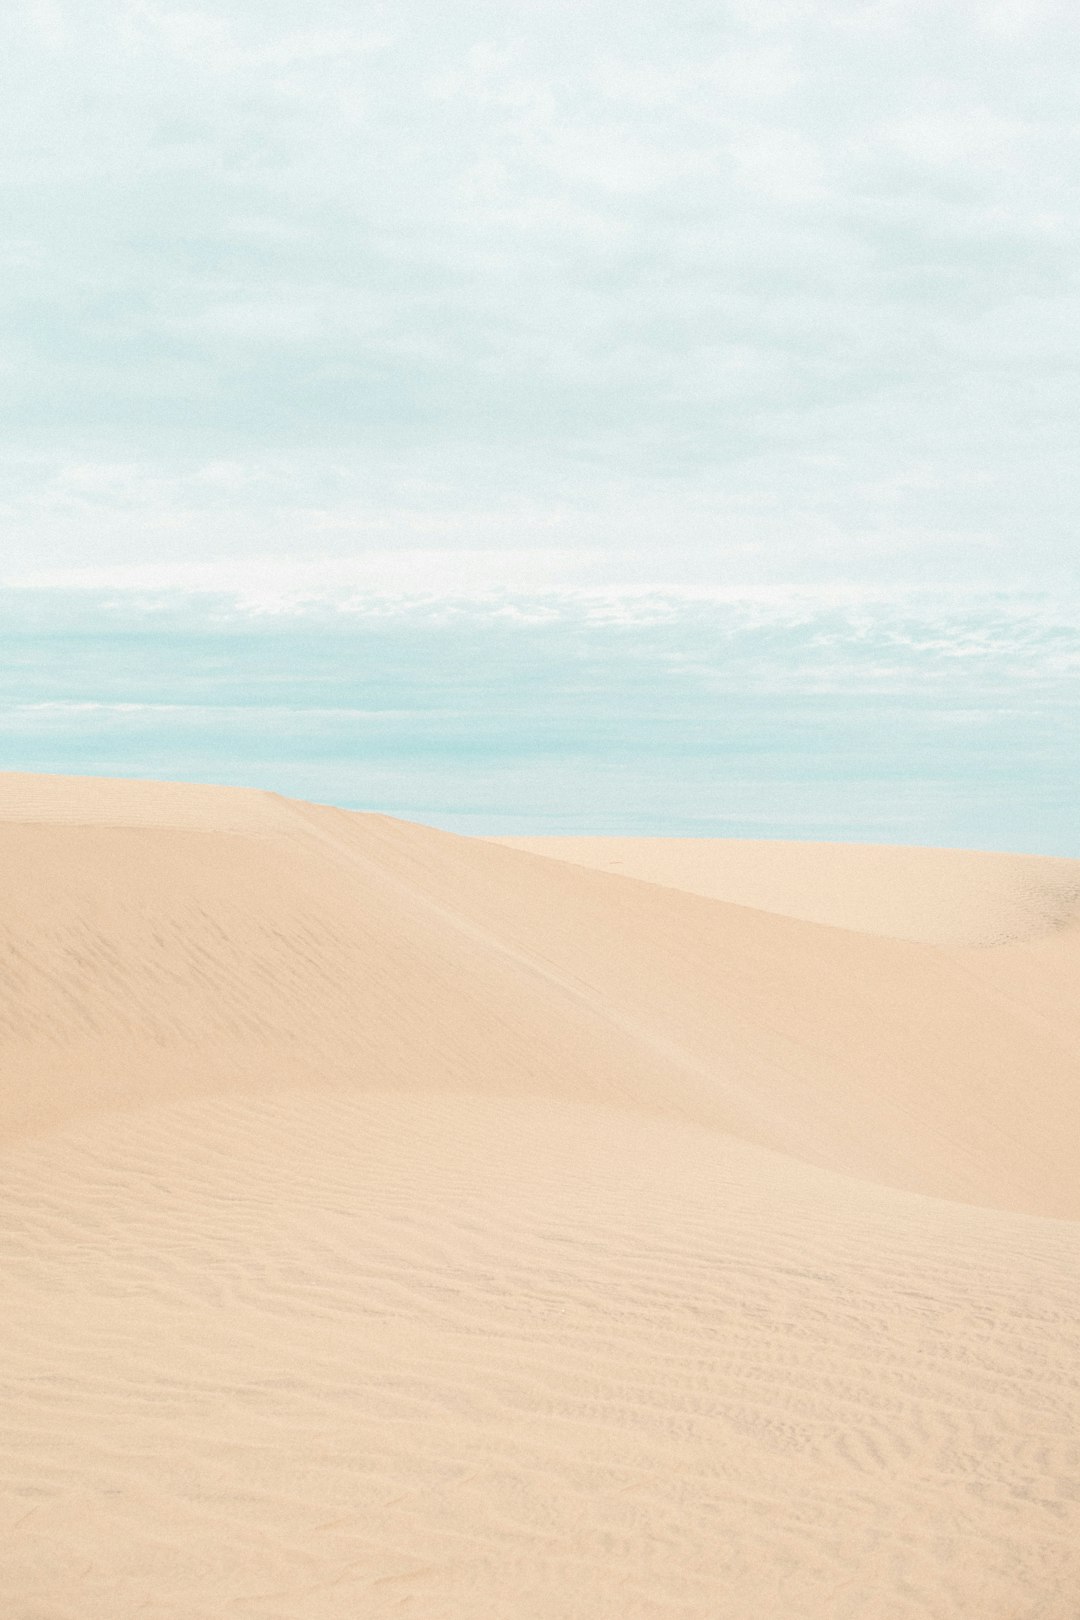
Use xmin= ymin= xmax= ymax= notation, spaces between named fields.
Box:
xmin=1 ymin=774 xmax=1078 ymax=1618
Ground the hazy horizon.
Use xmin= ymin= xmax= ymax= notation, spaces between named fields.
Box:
xmin=2 ymin=580 xmax=1076 ymax=854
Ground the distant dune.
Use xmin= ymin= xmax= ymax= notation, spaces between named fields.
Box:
xmin=2 ymin=774 xmax=1078 ymax=1618
xmin=493 ymin=833 xmax=1080 ymax=946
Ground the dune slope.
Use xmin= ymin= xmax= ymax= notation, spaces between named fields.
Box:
xmin=1 ymin=774 xmax=1078 ymax=1619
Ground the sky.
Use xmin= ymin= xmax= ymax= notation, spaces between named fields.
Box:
xmin=3 ymin=583 xmax=1077 ymax=851
xmin=1 ymin=1 xmax=1078 ymax=846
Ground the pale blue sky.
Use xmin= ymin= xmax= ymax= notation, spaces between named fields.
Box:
xmin=2 ymin=582 xmax=1077 ymax=852
xmin=1 ymin=3 xmax=1078 ymax=847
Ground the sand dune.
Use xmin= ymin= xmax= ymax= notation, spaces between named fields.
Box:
xmin=1 ymin=774 xmax=1078 ymax=1618
xmin=493 ymin=834 xmax=1080 ymax=946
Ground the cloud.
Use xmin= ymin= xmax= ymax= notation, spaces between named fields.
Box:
xmin=1 ymin=0 xmax=1078 ymax=583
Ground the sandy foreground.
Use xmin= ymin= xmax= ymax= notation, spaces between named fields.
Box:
xmin=1 ymin=774 xmax=1078 ymax=1619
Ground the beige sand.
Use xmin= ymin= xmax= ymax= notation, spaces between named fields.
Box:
xmin=494 ymin=833 xmax=1080 ymax=945
xmin=1 ymin=773 xmax=1078 ymax=1618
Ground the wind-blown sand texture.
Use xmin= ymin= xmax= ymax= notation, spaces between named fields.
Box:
xmin=2 ymin=775 xmax=1079 ymax=1619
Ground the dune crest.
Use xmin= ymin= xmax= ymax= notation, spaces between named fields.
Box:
xmin=2 ymin=774 xmax=1078 ymax=1619
xmin=1 ymin=773 xmax=1077 ymax=1216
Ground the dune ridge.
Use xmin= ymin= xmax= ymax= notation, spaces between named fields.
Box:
xmin=1 ymin=773 xmax=1078 ymax=1618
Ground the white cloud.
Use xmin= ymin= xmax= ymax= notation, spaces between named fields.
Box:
xmin=1 ymin=0 xmax=1078 ymax=586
